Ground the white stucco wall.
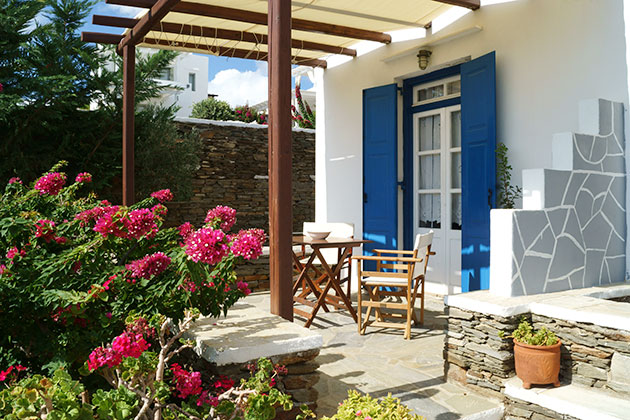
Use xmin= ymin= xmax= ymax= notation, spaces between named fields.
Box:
xmin=318 ymin=0 xmax=629 ymax=271
xmin=146 ymin=52 xmax=209 ymax=118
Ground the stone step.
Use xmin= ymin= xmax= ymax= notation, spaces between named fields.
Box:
xmin=504 ymin=377 xmax=630 ymax=420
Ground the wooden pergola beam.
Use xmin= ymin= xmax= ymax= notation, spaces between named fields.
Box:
xmin=142 ymin=37 xmax=327 ymax=68
xmin=106 ymin=0 xmax=392 ymax=43
xmin=432 ymin=0 xmax=480 ymax=10
xmin=267 ymin=0 xmax=293 ymax=321
xmin=81 ymin=31 xmax=123 ymax=44
xmin=117 ymin=0 xmax=180 ymax=53
xmin=93 ymin=15 xmax=357 ymax=56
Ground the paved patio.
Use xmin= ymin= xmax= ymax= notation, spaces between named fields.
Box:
xmin=245 ymin=292 xmax=503 ymax=419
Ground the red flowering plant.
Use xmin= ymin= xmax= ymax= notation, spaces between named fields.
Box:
xmin=291 ymin=85 xmax=315 ymax=129
xmin=0 ymin=161 xmax=265 ymax=374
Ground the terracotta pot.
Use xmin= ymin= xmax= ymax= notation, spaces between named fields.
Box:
xmin=513 ymin=339 xmax=562 ymax=389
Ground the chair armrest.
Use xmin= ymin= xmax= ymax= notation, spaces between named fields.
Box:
xmin=352 ymin=255 xmax=424 ymax=263
xmin=372 ymin=249 xmax=415 ymax=255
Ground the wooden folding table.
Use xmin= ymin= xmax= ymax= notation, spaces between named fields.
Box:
xmin=292 ymin=235 xmax=372 ymax=328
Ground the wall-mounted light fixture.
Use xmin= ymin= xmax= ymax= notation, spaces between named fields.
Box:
xmin=417 ymin=49 xmax=432 ymax=70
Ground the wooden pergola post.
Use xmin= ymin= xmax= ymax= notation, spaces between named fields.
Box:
xmin=122 ymin=43 xmax=135 ymax=206
xmin=268 ymin=0 xmax=293 ymax=321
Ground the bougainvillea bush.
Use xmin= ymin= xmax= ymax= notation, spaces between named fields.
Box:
xmin=0 ymin=162 xmax=315 ymax=419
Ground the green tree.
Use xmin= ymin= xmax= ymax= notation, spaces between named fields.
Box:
xmin=191 ymin=96 xmax=234 ymax=120
xmin=0 ymin=0 xmax=200 ymax=202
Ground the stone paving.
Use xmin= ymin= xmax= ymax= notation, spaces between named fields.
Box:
xmin=245 ymin=292 xmax=503 ymax=420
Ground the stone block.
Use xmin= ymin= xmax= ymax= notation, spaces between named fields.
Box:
xmin=609 ymin=352 xmax=630 ymax=393
xmin=467 ymin=342 xmax=512 ymax=362
xmin=282 ymin=373 xmax=319 ymax=390
xmin=448 ymin=307 xmax=474 ymax=320
xmin=576 ymin=362 xmax=607 ymax=380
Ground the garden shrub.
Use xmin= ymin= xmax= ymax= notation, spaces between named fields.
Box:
xmin=322 ymin=390 xmax=424 ymax=420
xmin=0 ymin=161 xmax=262 ymax=372
xmin=0 ymin=163 xmax=314 ymax=419
xmin=233 ymin=105 xmax=260 ymax=123
xmin=190 ymin=97 xmax=234 ymax=121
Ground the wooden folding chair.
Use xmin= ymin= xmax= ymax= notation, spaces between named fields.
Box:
xmin=352 ymin=231 xmax=434 ymax=340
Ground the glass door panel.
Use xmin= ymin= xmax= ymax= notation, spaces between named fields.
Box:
xmin=419 ymin=155 xmax=441 ymax=189
xmin=419 ymin=194 xmax=441 ymax=228
xmin=419 ymin=115 xmax=441 ymax=151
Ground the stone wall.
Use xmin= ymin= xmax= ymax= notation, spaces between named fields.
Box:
xmin=444 ymin=306 xmax=518 ymax=398
xmin=490 ymin=99 xmax=626 ymax=296
xmin=191 ymin=348 xmax=320 ymax=419
xmin=531 ymin=313 xmax=630 ymax=393
xmin=168 ymin=118 xmax=315 ymax=235
xmin=167 ymin=119 xmax=315 ymax=290
xmin=444 ymin=305 xmax=630 ymax=399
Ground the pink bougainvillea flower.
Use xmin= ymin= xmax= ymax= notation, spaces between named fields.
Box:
xmin=236 ymin=281 xmax=251 ymax=296
xmin=34 ymin=219 xmax=56 ymax=243
xmin=34 ymin=172 xmax=66 ymax=196
xmin=197 ymin=390 xmax=219 ymax=407
xmin=230 ymin=228 xmax=266 ymax=260
xmin=92 ymin=207 xmax=126 ymax=238
xmin=0 ymin=264 xmax=8 ymax=276
xmin=8 ymin=177 xmax=21 ymax=185
xmin=6 ymin=247 xmax=25 ymax=261
xmin=177 ymin=222 xmax=193 ymax=240
xmin=170 ymin=363 xmax=203 ymax=399
xmin=150 ymin=189 xmax=173 ymax=203
xmin=124 ymin=208 xmax=158 ymax=240
xmin=0 ymin=365 xmax=23 ymax=382
xmin=111 ymin=332 xmax=150 ymax=358
xmin=204 ymin=205 xmax=236 ymax=231
xmin=86 ymin=346 xmax=122 ymax=371
xmin=151 ymin=204 xmax=168 ymax=217
xmin=125 ymin=252 xmax=171 ymax=280
xmin=54 ymin=236 xmax=67 ymax=244
xmin=75 ymin=172 xmax=92 ymax=183
xmin=184 ymin=228 xmax=229 ymax=265
xmin=213 ymin=375 xmax=235 ymax=391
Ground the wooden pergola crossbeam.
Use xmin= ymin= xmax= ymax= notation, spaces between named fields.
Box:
xmin=81 ymin=31 xmax=327 ymax=68
xmin=432 ymin=0 xmax=480 ymax=10
xmin=117 ymin=0 xmax=180 ymax=53
xmin=106 ymin=0 xmax=392 ymax=44
xmin=142 ymin=37 xmax=327 ymax=68
xmin=92 ymin=15 xmax=357 ymax=56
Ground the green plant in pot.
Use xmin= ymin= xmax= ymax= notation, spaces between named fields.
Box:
xmin=500 ymin=318 xmax=562 ymax=389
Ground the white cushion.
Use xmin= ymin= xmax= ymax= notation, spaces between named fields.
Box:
xmin=362 ymin=276 xmax=410 ymax=286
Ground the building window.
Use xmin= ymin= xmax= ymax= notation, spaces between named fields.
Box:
xmin=412 ymin=75 xmax=461 ymax=106
xmin=188 ymin=73 xmax=196 ymax=91
xmin=158 ymin=67 xmax=173 ymax=81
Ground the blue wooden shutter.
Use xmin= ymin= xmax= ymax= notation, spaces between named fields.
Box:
xmin=363 ymin=84 xmax=398 ymax=270
xmin=461 ymin=52 xmax=496 ymax=292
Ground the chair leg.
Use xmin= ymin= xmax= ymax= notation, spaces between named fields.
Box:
xmin=404 ymin=286 xmax=412 ymax=340
xmin=357 ymin=280 xmax=364 ymax=335
xmin=420 ymin=278 xmax=425 ymax=326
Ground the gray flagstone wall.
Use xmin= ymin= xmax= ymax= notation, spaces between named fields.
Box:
xmin=490 ymin=99 xmax=626 ymax=296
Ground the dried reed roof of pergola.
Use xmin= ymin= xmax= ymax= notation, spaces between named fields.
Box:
xmin=83 ymin=0 xmax=480 ymax=68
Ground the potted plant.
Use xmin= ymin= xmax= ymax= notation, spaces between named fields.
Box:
xmin=500 ymin=318 xmax=561 ymax=389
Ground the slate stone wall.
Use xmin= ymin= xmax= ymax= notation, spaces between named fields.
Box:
xmin=167 ymin=119 xmax=315 ymax=234
xmin=444 ymin=306 xmax=630 ymax=398
xmin=166 ymin=120 xmax=315 ymax=290
xmin=491 ymin=99 xmax=626 ymax=296
xmin=191 ymin=348 xmax=320 ymax=418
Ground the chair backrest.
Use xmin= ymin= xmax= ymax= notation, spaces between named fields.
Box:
xmin=303 ymin=222 xmax=354 ymax=238
xmin=412 ymin=231 xmax=434 ymax=279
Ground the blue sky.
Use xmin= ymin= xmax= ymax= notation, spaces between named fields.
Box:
xmin=80 ymin=1 xmax=313 ymax=106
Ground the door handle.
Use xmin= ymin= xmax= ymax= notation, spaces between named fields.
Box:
xmin=488 ymin=188 xmax=493 ymax=208
xmin=364 ymin=193 xmax=368 ymax=203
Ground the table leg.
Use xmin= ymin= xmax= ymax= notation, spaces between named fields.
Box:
xmin=313 ymin=247 xmax=358 ymax=322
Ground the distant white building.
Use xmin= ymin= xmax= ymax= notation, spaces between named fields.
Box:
xmin=100 ymin=48 xmax=208 ymax=118
xmin=147 ymin=50 xmax=208 ymax=118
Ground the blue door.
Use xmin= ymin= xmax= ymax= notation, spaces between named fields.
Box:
xmin=460 ymin=52 xmax=497 ymax=291
xmin=363 ymin=84 xmax=398 ymax=270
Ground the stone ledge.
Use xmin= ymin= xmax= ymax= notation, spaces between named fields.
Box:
xmin=504 ymin=377 xmax=630 ymax=420
xmin=186 ymin=297 xmax=323 ymax=366
xmin=444 ymin=283 xmax=630 ymax=330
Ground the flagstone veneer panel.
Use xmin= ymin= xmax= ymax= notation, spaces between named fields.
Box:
xmin=490 ymin=99 xmax=626 ymax=296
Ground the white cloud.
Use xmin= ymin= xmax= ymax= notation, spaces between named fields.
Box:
xmin=208 ymin=62 xmax=268 ymax=107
